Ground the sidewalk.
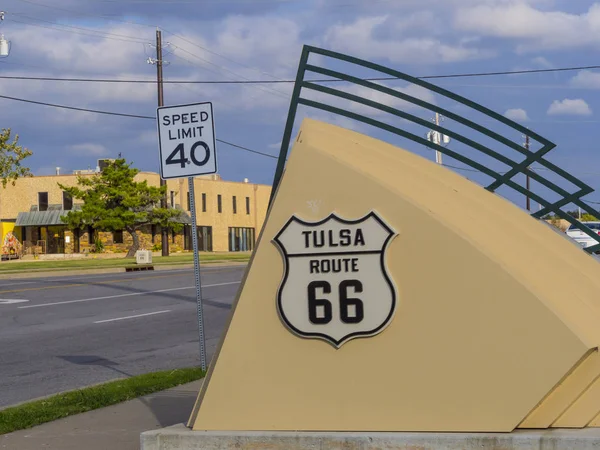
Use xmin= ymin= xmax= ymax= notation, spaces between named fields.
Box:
xmin=0 ymin=380 xmax=202 ymax=450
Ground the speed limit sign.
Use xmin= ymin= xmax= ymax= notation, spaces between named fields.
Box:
xmin=157 ymin=102 xmax=217 ymax=179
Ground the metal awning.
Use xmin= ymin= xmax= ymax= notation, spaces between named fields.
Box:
xmin=15 ymin=210 xmax=69 ymax=227
xmin=15 ymin=207 xmax=192 ymax=226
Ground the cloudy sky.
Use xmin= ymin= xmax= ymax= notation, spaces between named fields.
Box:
xmin=1 ymin=0 xmax=600 ymax=210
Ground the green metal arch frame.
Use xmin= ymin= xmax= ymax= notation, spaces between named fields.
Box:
xmin=270 ymin=45 xmax=600 ymax=254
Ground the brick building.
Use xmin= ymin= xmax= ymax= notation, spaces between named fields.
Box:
xmin=0 ymin=166 xmax=271 ymax=257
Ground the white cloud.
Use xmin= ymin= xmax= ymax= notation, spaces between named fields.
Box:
xmin=532 ymin=56 xmax=553 ymax=68
xmin=455 ymin=3 xmax=600 ymax=52
xmin=324 ymin=15 xmax=492 ymax=65
xmin=547 ymin=99 xmax=592 ymax=116
xmin=7 ymin=24 xmax=146 ymax=74
xmin=69 ymin=143 xmax=110 ymax=156
xmin=570 ymin=70 xmax=600 ymax=89
xmin=504 ymin=108 xmax=529 ymax=122
xmin=209 ymin=15 xmax=303 ymax=76
xmin=302 ymin=82 xmax=436 ymax=120
xmin=268 ymin=141 xmax=282 ymax=149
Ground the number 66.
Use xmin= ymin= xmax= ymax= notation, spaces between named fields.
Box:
xmin=307 ymin=280 xmax=364 ymax=325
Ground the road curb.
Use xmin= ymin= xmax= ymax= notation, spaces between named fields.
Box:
xmin=0 ymin=261 xmax=247 ymax=280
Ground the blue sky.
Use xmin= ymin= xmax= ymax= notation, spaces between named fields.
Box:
xmin=1 ymin=0 xmax=600 ymax=211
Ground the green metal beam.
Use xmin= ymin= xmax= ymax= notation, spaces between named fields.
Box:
xmin=269 ymin=44 xmax=600 ymax=255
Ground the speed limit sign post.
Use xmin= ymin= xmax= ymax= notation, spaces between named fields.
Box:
xmin=157 ymin=101 xmax=217 ymax=372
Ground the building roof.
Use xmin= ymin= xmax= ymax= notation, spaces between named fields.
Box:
xmin=15 ymin=210 xmax=67 ymax=226
xmin=15 ymin=205 xmax=192 ymax=227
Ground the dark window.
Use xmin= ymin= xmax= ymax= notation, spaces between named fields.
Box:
xmin=74 ymin=228 xmax=81 ymax=253
xmin=246 ymin=197 xmax=250 ymax=215
xmin=88 ymin=225 xmax=94 ymax=245
xmin=151 ymin=225 xmax=157 ymax=244
xmin=217 ymin=194 xmax=222 ymax=213
xmin=63 ymin=191 xmax=73 ymax=211
xmin=38 ymin=192 xmax=48 ymax=212
xmin=202 ymin=193 xmax=206 ymax=212
xmin=228 ymin=227 xmax=256 ymax=252
xmin=197 ymin=226 xmax=213 ymax=251
xmin=184 ymin=225 xmax=191 ymax=251
xmin=113 ymin=230 xmax=123 ymax=244
xmin=170 ymin=191 xmax=175 ymax=208
xmin=232 ymin=196 xmax=237 ymax=214
xmin=186 ymin=192 xmax=190 ymax=211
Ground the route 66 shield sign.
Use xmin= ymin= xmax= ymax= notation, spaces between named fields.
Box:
xmin=272 ymin=211 xmax=398 ymax=348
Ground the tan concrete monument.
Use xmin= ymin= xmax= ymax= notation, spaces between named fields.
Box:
xmin=187 ymin=118 xmax=600 ymax=433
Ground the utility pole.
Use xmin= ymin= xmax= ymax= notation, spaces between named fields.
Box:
xmin=155 ymin=28 xmax=169 ymax=257
xmin=426 ymin=113 xmax=449 ymax=164
xmin=0 ymin=11 xmax=10 ymax=58
xmin=524 ymin=134 xmax=531 ymax=211
xmin=435 ymin=112 xmax=442 ymax=165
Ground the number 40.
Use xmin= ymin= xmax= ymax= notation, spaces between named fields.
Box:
xmin=308 ymin=280 xmax=364 ymax=325
xmin=166 ymin=141 xmax=210 ymax=168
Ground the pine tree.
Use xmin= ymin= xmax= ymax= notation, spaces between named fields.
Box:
xmin=60 ymin=159 xmax=184 ymax=257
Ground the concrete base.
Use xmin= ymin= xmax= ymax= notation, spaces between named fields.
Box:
xmin=140 ymin=424 xmax=600 ymax=450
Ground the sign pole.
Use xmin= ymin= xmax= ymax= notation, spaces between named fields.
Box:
xmin=156 ymin=101 xmax=216 ymax=373
xmin=188 ymin=175 xmax=207 ymax=371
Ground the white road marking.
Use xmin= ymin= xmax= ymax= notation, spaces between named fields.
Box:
xmin=18 ymin=281 xmax=240 ymax=309
xmin=94 ymin=310 xmax=171 ymax=324
xmin=0 ymin=299 xmax=29 ymax=305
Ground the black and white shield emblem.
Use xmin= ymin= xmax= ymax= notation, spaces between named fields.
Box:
xmin=273 ymin=211 xmax=397 ymax=348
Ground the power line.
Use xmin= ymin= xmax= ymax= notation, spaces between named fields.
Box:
xmin=160 ymin=27 xmax=287 ymax=80
xmin=216 ymin=140 xmax=278 ymax=159
xmin=7 ymin=17 xmax=147 ymax=43
xmin=9 ymin=13 xmax=149 ymax=42
xmin=421 ymin=65 xmax=600 ymax=80
xmin=3 ymin=90 xmax=600 ymax=201
xmin=0 ymin=94 xmax=155 ymax=119
xmin=169 ymin=44 xmax=290 ymax=99
xmin=2 ymin=63 xmax=599 ymax=85
xmin=0 ymin=93 xmax=279 ymax=159
xmin=15 ymin=0 xmax=157 ymax=28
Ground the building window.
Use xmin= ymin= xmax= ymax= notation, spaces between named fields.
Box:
xmin=228 ymin=227 xmax=255 ymax=252
xmin=202 ymin=193 xmax=206 ymax=212
xmin=197 ymin=226 xmax=213 ymax=251
xmin=186 ymin=192 xmax=190 ymax=211
xmin=232 ymin=196 xmax=237 ymax=214
xmin=217 ymin=194 xmax=222 ymax=213
xmin=63 ymin=191 xmax=73 ymax=211
xmin=184 ymin=225 xmax=191 ymax=251
xmin=38 ymin=192 xmax=48 ymax=212
xmin=74 ymin=228 xmax=81 ymax=253
xmin=170 ymin=191 xmax=175 ymax=208
xmin=113 ymin=230 xmax=124 ymax=244
xmin=88 ymin=225 xmax=94 ymax=245
xmin=246 ymin=197 xmax=250 ymax=215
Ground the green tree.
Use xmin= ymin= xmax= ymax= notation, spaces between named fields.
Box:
xmin=581 ymin=213 xmax=599 ymax=222
xmin=565 ymin=210 xmax=598 ymax=222
xmin=0 ymin=128 xmax=33 ymax=187
xmin=59 ymin=159 xmax=184 ymax=258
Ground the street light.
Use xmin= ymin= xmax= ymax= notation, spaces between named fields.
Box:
xmin=0 ymin=12 xmax=11 ymax=58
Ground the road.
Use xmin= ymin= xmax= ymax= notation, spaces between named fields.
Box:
xmin=0 ymin=264 xmax=245 ymax=408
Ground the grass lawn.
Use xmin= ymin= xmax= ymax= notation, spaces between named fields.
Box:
xmin=0 ymin=252 xmax=250 ymax=273
xmin=0 ymin=367 xmax=205 ymax=435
